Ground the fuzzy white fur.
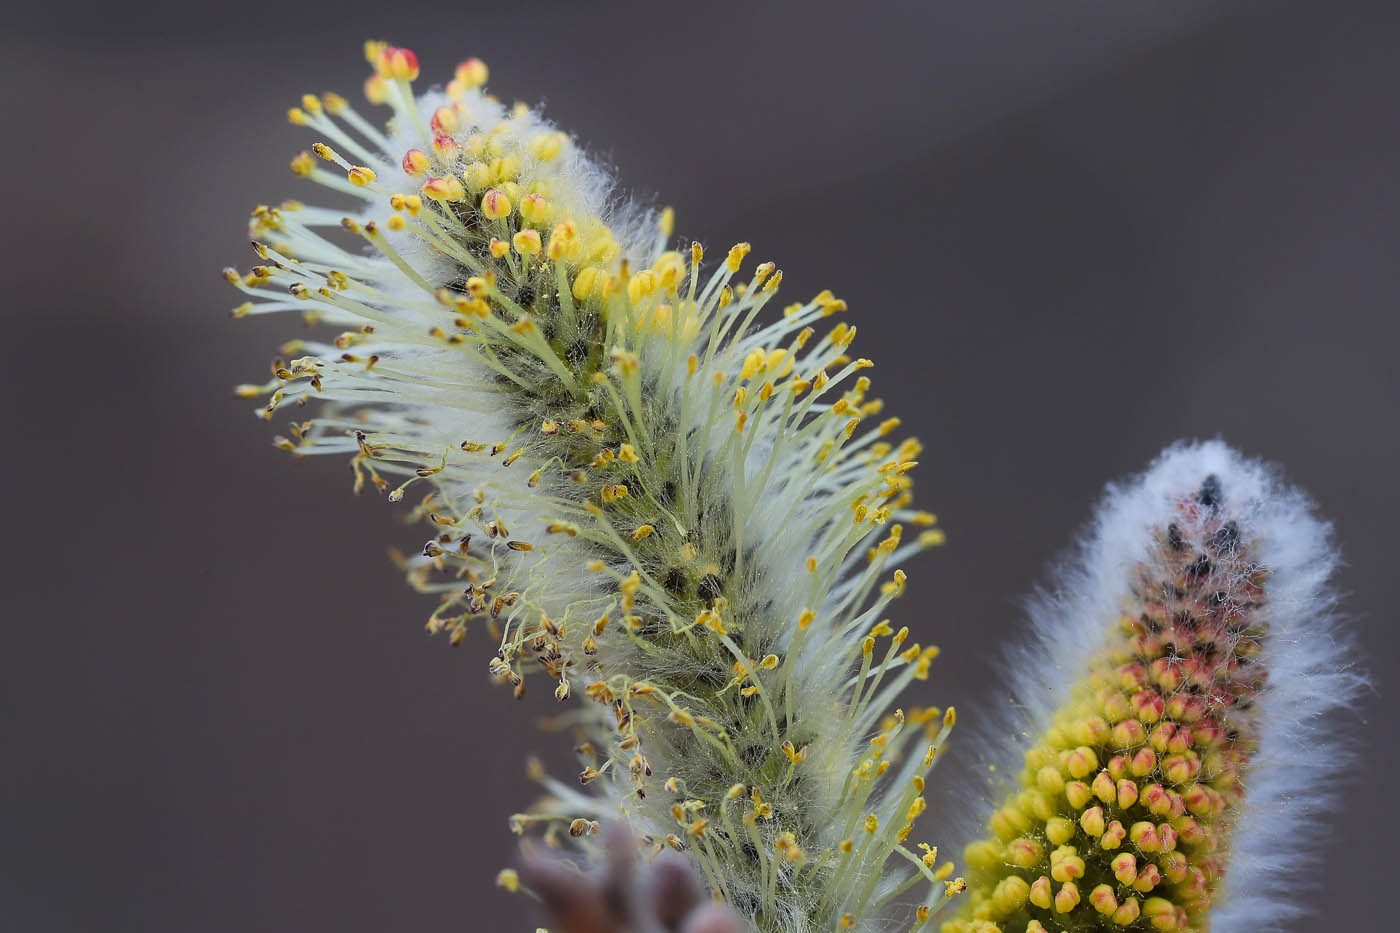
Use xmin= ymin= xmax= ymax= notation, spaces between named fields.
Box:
xmin=968 ymin=440 xmax=1363 ymax=931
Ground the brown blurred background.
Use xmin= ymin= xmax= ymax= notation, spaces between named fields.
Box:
xmin=3 ymin=1 xmax=1395 ymax=930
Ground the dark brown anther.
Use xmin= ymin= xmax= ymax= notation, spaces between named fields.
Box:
xmin=1166 ymin=523 xmax=1186 ymax=551
xmin=1197 ymin=474 xmax=1222 ymax=510
xmin=1207 ymin=521 xmax=1240 ymax=555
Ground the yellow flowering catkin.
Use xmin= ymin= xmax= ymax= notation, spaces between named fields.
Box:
xmin=227 ymin=43 xmax=955 ymax=932
xmin=946 ymin=442 xmax=1361 ymax=933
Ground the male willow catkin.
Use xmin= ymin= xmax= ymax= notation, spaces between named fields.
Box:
xmin=226 ymin=44 xmax=956 ymax=932
xmin=947 ymin=442 xmax=1361 ymax=933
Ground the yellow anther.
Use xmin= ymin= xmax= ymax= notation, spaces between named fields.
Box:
xmin=495 ymin=868 xmax=520 ymax=892
xmin=781 ymin=741 xmax=807 ymax=763
xmin=726 ymin=242 xmax=751 ymax=272
xmin=347 ymin=166 xmax=376 ymax=187
xmin=519 ymin=192 xmax=549 ymax=224
xmin=363 ymin=73 xmax=390 ymax=105
xmin=491 ymin=155 xmax=521 ymax=183
xmin=513 ymin=229 xmax=542 ymax=256
xmin=530 ymin=130 xmax=567 ymax=162
xmin=289 ymin=151 xmax=316 ymax=177
xmin=739 ymin=348 xmax=765 ymax=380
xmin=864 ymin=813 xmax=879 ymax=834
xmin=572 ymin=266 xmax=606 ymax=301
xmin=628 ymin=269 xmax=659 ymax=305
xmin=461 ymin=161 xmax=492 ymax=190
xmin=423 ymin=176 xmax=466 ymax=202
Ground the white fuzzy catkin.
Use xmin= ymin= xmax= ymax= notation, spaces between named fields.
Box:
xmin=949 ymin=440 xmax=1363 ymax=932
xmin=229 ymin=45 xmax=952 ymax=933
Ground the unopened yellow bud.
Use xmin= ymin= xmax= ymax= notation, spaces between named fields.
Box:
xmin=1079 ymin=805 xmax=1106 ymax=837
xmin=573 ymin=266 xmax=605 ymax=301
xmin=1028 ymin=876 xmax=1052 ymax=910
xmin=520 ymin=192 xmax=549 ymax=224
xmin=1089 ymin=883 xmax=1118 ymax=916
xmin=1055 ymin=881 xmax=1081 ymax=913
xmin=1036 ymin=765 xmax=1065 ymax=794
xmin=1065 ymin=745 xmax=1098 ymax=779
xmin=463 ymin=162 xmax=493 ymax=190
xmin=455 ymin=57 xmax=489 ymax=88
xmin=513 ymin=229 xmax=542 ymax=256
xmin=1112 ymin=896 xmax=1142 ymax=926
xmin=1143 ymin=897 xmax=1179 ymax=930
xmin=423 ymin=176 xmax=466 ymax=202
xmin=481 ymin=188 xmax=512 ymax=220
xmin=530 ymin=130 xmax=567 ymax=162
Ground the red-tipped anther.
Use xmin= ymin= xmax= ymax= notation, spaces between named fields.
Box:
xmin=377 ymin=46 xmax=420 ymax=81
xmin=432 ymin=134 xmax=460 ymax=161
xmin=430 ymin=106 xmax=458 ymax=135
xmin=402 ymin=149 xmax=430 ymax=177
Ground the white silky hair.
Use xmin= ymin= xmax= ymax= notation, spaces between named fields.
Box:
xmin=235 ymin=61 xmax=950 ymax=928
xmin=963 ymin=439 xmax=1364 ymax=931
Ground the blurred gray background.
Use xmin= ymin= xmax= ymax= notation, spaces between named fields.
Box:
xmin=3 ymin=1 xmax=1395 ymax=930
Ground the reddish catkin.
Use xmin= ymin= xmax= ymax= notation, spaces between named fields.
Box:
xmin=947 ymin=442 xmax=1361 ymax=933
